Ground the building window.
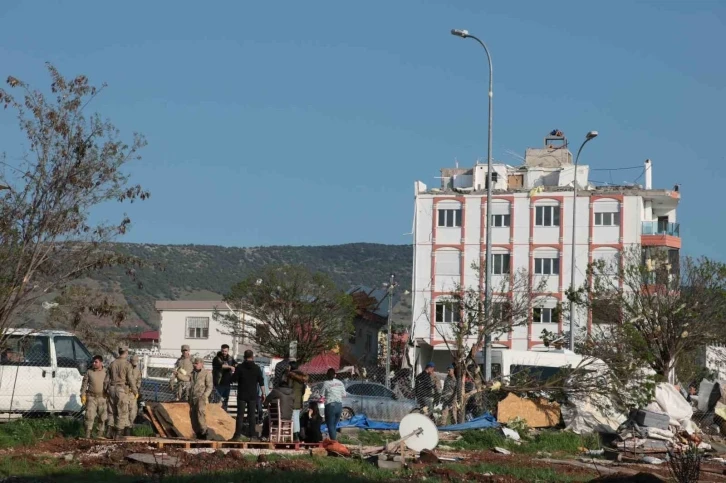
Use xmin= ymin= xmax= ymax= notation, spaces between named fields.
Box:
xmin=491 ymin=214 xmax=511 ymax=227
xmin=438 ymin=208 xmax=462 ymax=228
xmin=485 ymin=172 xmax=499 ymax=189
xmin=535 ymin=206 xmax=560 ymax=227
xmin=186 ymin=317 xmax=209 ymax=339
xmin=534 ymin=257 xmax=560 ymax=275
xmin=533 ymin=306 xmax=559 ymax=323
xmin=435 ymin=302 xmax=461 ymax=323
xmin=492 ymin=253 xmax=511 ymax=275
xmin=365 ymin=334 xmax=373 ymax=352
xmin=595 ymin=212 xmax=620 ymax=226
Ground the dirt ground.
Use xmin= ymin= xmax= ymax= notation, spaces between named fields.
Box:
xmin=3 ymin=438 xmax=726 ymax=482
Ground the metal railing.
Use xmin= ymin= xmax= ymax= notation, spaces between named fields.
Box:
xmin=642 ymin=221 xmax=680 ymax=237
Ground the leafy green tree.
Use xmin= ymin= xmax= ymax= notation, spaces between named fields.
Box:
xmin=571 ymin=246 xmax=726 ymax=383
xmin=215 ymin=264 xmax=356 ymax=364
xmin=0 ymin=64 xmax=148 ymax=348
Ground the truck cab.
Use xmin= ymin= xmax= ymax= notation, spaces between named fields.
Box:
xmin=0 ymin=329 xmax=93 ymax=415
xmin=476 ymin=348 xmax=605 ymax=383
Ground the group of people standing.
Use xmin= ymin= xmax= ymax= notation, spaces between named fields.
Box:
xmin=229 ymin=351 xmax=326 ymax=443
xmin=80 ymin=345 xmax=142 ymax=439
xmin=81 ymin=343 xmax=363 ymax=443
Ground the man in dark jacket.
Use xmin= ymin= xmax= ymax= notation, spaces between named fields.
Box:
xmin=231 ymin=350 xmax=266 ymax=441
xmin=415 ymin=362 xmax=438 ymax=414
xmin=212 ymin=344 xmax=235 ymax=411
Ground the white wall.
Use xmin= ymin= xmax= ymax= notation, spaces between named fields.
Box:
xmin=159 ymin=309 xmax=235 ymax=358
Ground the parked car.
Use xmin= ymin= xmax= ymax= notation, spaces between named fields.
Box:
xmin=0 ymin=329 xmax=93 ymax=415
xmin=308 ymin=380 xmax=419 ymax=423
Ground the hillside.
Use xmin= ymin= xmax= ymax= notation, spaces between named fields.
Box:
xmin=93 ymin=242 xmax=413 ymax=330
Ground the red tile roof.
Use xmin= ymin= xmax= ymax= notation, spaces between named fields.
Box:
xmin=127 ymin=330 xmax=160 ymax=341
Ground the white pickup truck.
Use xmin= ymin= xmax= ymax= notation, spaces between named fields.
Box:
xmin=0 ymin=329 xmax=93 ymax=416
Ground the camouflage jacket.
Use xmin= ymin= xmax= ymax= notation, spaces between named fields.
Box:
xmin=189 ymin=368 xmax=213 ymax=403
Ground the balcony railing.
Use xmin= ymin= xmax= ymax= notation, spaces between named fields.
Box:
xmin=642 ymin=221 xmax=680 ymax=237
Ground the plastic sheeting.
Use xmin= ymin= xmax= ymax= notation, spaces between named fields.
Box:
xmin=561 ymin=397 xmax=626 ymax=435
xmin=321 ymin=414 xmax=399 ymax=433
xmin=655 ymin=383 xmax=693 ymax=422
xmin=438 ymin=413 xmax=499 ymax=431
xmin=321 ymin=412 xmax=499 ymax=433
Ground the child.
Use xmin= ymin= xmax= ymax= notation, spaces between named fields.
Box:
xmin=300 ymin=400 xmax=323 ymax=443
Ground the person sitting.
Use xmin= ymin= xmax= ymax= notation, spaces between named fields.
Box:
xmin=300 ymin=400 xmax=323 ymax=443
xmin=261 ymin=378 xmax=295 ymax=441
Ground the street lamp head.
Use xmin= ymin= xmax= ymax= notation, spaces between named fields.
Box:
xmin=451 ymin=29 xmax=469 ymax=38
xmin=586 ymin=131 xmax=599 ymax=140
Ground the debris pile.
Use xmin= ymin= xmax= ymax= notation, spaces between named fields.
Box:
xmin=601 ymin=381 xmax=726 ymax=467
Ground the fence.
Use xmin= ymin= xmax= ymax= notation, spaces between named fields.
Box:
xmin=4 ymin=343 xmax=723 ymax=437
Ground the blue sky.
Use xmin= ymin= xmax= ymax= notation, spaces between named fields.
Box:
xmin=0 ymin=1 xmax=724 ymax=259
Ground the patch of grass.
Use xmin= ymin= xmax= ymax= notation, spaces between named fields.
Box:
xmin=131 ymin=424 xmax=155 ymax=437
xmin=450 ymin=428 xmax=600 ymax=456
xmin=0 ymin=456 xmax=127 ymax=482
xmin=338 ymin=430 xmax=394 ymax=447
xmin=517 ymin=431 xmax=600 ymax=455
xmin=450 ymin=429 xmax=507 ymax=450
xmin=444 ymin=462 xmax=592 ymax=482
xmin=0 ymin=454 xmax=595 ymax=483
xmin=0 ymin=417 xmax=82 ymax=448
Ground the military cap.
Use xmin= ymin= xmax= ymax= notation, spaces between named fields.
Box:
xmin=181 ymin=344 xmax=190 ymax=351
xmin=192 ymin=357 xmax=204 ymax=364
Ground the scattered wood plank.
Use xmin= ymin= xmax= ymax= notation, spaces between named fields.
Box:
xmin=144 ymin=404 xmax=168 ymax=438
xmin=153 ymin=404 xmax=185 ymax=438
xmin=154 ymin=402 xmax=236 ymax=441
xmin=497 ymin=393 xmax=560 ymax=428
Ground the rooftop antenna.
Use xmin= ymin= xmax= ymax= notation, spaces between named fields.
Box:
xmin=504 ymin=149 xmax=526 ymax=164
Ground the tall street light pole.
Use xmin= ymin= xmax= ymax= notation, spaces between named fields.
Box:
xmin=451 ymin=28 xmax=495 ymax=380
xmin=569 ymin=131 xmax=599 ymax=352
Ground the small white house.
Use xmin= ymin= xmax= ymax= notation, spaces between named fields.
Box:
xmin=156 ymin=300 xmax=253 ymax=359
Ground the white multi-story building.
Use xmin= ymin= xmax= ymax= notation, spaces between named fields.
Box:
xmin=409 ymin=133 xmax=681 ymax=370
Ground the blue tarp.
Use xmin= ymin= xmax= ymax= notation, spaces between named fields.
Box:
xmin=438 ymin=412 xmax=499 ymax=431
xmin=321 ymin=414 xmax=399 ymax=433
xmin=320 ymin=412 xmax=499 ymax=433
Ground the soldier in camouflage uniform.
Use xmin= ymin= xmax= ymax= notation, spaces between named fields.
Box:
xmin=106 ymin=345 xmax=138 ymax=439
xmin=127 ymin=354 xmax=143 ymax=426
xmin=172 ymin=345 xmax=194 ymax=401
xmin=189 ymin=357 xmax=214 ymax=440
xmin=80 ymin=355 xmax=107 ymax=439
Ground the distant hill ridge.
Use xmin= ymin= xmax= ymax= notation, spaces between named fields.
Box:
xmin=92 ymin=242 xmax=413 ymax=330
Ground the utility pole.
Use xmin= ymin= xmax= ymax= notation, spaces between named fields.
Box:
xmin=385 ymin=273 xmax=397 ymax=389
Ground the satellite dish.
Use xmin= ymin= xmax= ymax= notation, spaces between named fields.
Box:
xmin=398 ymin=413 xmax=439 ymax=452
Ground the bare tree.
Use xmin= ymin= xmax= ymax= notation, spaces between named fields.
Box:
xmin=215 ymin=264 xmax=356 ymax=364
xmin=0 ymin=65 xmax=148 ymax=345
xmin=430 ymin=264 xmax=546 ymax=422
xmin=571 ymin=246 xmax=726 ymax=383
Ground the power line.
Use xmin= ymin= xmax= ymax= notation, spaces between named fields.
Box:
xmin=590 ymin=165 xmax=643 ymax=172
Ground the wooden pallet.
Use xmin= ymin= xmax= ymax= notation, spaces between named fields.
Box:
xmin=109 ymin=436 xmax=323 ymax=450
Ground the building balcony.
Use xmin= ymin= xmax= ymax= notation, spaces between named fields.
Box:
xmin=641 ymin=221 xmax=681 ymax=249
xmin=642 ymin=221 xmax=680 ymax=237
